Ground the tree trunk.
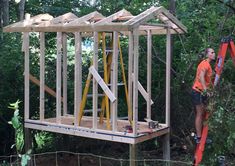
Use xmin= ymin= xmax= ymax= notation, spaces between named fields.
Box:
xmin=0 ymin=0 xmax=3 ymax=29
xmin=19 ymin=0 xmax=26 ymax=21
xmin=2 ymin=0 xmax=9 ymax=26
xmin=169 ymin=0 xmax=176 ymax=15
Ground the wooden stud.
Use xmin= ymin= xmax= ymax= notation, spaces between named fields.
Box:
xmin=132 ymin=28 xmax=139 ymax=136
xmin=24 ymin=32 xmax=30 ymax=120
xmin=93 ymin=32 xmax=98 ymax=129
xmin=74 ymin=32 xmax=82 ymax=126
xmin=111 ymin=31 xmax=119 ymax=132
xmin=147 ymin=30 xmax=152 ymax=120
xmin=23 ymin=14 xmax=30 ymax=120
xmin=62 ymin=33 xmax=68 ymax=116
xmin=128 ymin=31 xmax=133 ymax=122
xmin=39 ymin=32 xmax=45 ymax=121
xmin=56 ymin=32 xmax=62 ymax=123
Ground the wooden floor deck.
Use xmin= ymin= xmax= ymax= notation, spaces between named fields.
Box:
xmin=25 ymin=115 xmax=169 ymax=144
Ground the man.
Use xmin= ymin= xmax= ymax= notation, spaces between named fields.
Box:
xmin=192 ymin=48 xmax=215 ymax=143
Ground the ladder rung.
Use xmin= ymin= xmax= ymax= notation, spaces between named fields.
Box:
xmin=84 ymin=109 xmax=102 ymax=113
xmin=87 ymin=94 xmax=105 ymax=98
xmin=107 ymin=83 xmax=125 ymax=86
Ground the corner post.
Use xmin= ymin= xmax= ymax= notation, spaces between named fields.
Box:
xmin=132 ymin=28 xmax=139 ymax=136
xmin=163 ymin=27 xmax=171 ymax=162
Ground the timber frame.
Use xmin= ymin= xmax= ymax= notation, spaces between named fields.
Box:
xmin=4 ymin=6 xmax=186 ymax=145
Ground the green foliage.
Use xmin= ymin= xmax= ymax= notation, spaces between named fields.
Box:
xmin=19 ymin=150 xmax=32 ymax=166
xmin=201 ymin=84 xmax=235 ymax=165
xmin=8 ymin=100 xmax=24 ymax=153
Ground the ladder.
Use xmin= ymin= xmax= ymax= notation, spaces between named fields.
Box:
xmin=193 ymin=37 xmax=235 ymax=166
xmin=77 ymin=32 xmax=132 ymax=130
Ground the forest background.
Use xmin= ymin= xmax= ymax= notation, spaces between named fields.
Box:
xmin=0 ymin=0 xmax=235 ymax=165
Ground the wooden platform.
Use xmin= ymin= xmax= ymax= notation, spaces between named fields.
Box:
xmin=25 ymin=116 xmax=169 ymax=144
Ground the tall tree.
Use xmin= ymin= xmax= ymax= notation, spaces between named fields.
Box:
xmin=18 ymin=0 xmax=26 ymax=21
xmin=2 ymin=0 xmax=9 ymax=26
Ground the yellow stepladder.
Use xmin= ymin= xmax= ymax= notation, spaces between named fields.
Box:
xmin=99 ymin=32 xmax=111 ymax=130
xmin=77 ymin=33 xmax=102 ymax=125
xmin=77 ymin=71 xmax=92 ymax=125
xmin=77 ymin=32 xmax=132 ymax=128
xmin=99 ymin=33 xmax=132 ymax=126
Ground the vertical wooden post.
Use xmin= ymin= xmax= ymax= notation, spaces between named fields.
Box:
xmin=111 ymin=31 xmax=118 ymax=131
xmin=23 ymin=14 xmax=30 ymax=120
xmin=128 ymin=31 xmax=133 ymax=122
xmin=147 ymin=30 xmax=152 ymax=120
xmin=24 ymin=32 xmax=30 ymax=120
xmin=163 ymin=27 xmax=171 ymax=161
xmin=93 ymin=32 xmax=98 ymax=129
xmin=39 ymin=32 xmax=45 ymax=121
xmin=74 ymin=32 xmax=82 ymax=126
xmin=129 ymin=144 xmax=136 ymax=166
xmin=132 ymin=28 xmax=139 ymax=136
xmin=62 ymin=33 xmax=67 ymax=116
xmin=56 ymin=32 xmax=62 ymax=123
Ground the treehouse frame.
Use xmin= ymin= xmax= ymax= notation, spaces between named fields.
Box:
xmin=4 ymin=5 xmax=187 ymax=158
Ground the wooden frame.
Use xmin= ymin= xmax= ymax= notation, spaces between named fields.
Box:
xmin=4 ymin=6 xmax=187 ymax=161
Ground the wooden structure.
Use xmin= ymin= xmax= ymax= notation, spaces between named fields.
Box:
xmin=4 ymin=6 xmax=187 ymax=159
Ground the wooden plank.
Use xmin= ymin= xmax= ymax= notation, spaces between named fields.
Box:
xmin=56 ymin=32 xmax=62 ymax=123
xmin=132 ymin=28 xmax=139 ymax=136
xmin=128 ymin=31 xmax=133 ymax=122
xmin=3 ymin=23 xmax=130 ymax=32
xmin=50 ymin=12 xmax=78 ymax=24
xmin=124 ymin=6 xmax=162 ymax=28
xmin=3 ymin=13 xmax=53 ymax=32
xmin=65 ymin=11 xmax=105 ymax=27
xmin=89 ymin=66 xmax=116 ymax=102
xmin=39 ymin=32 xmax=45 ymax=121
xmin=23 ymin=14 xmax=30 ymax=120
xmin=62 ymin=33 xmax=67 ymax=116
xmin=95 ymin=9 xmax=132 ymax=25
xmin=93 ymin=32 xmax=98 ymax=129
xmin=24 ymin=32 xmax=30 ymax=120
xmin=66 ymin=24 xmax=130 ymax=33
xmin=29 ymin=74 xmax=63 ymax=101
xmin=137 ymin=81 xmax=154 ymax=105
xmin=160 ymin=8 xmax=187 ymax=33
xmin=74 ymin=32 xmax=82 ymax=126
xmin=147 ymin=30 xmax=152 ymax=120
xmin=165 ymin=28 xmax=171 ymax=127
xmin=111 ymin=31 xmax=119 ymax=132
